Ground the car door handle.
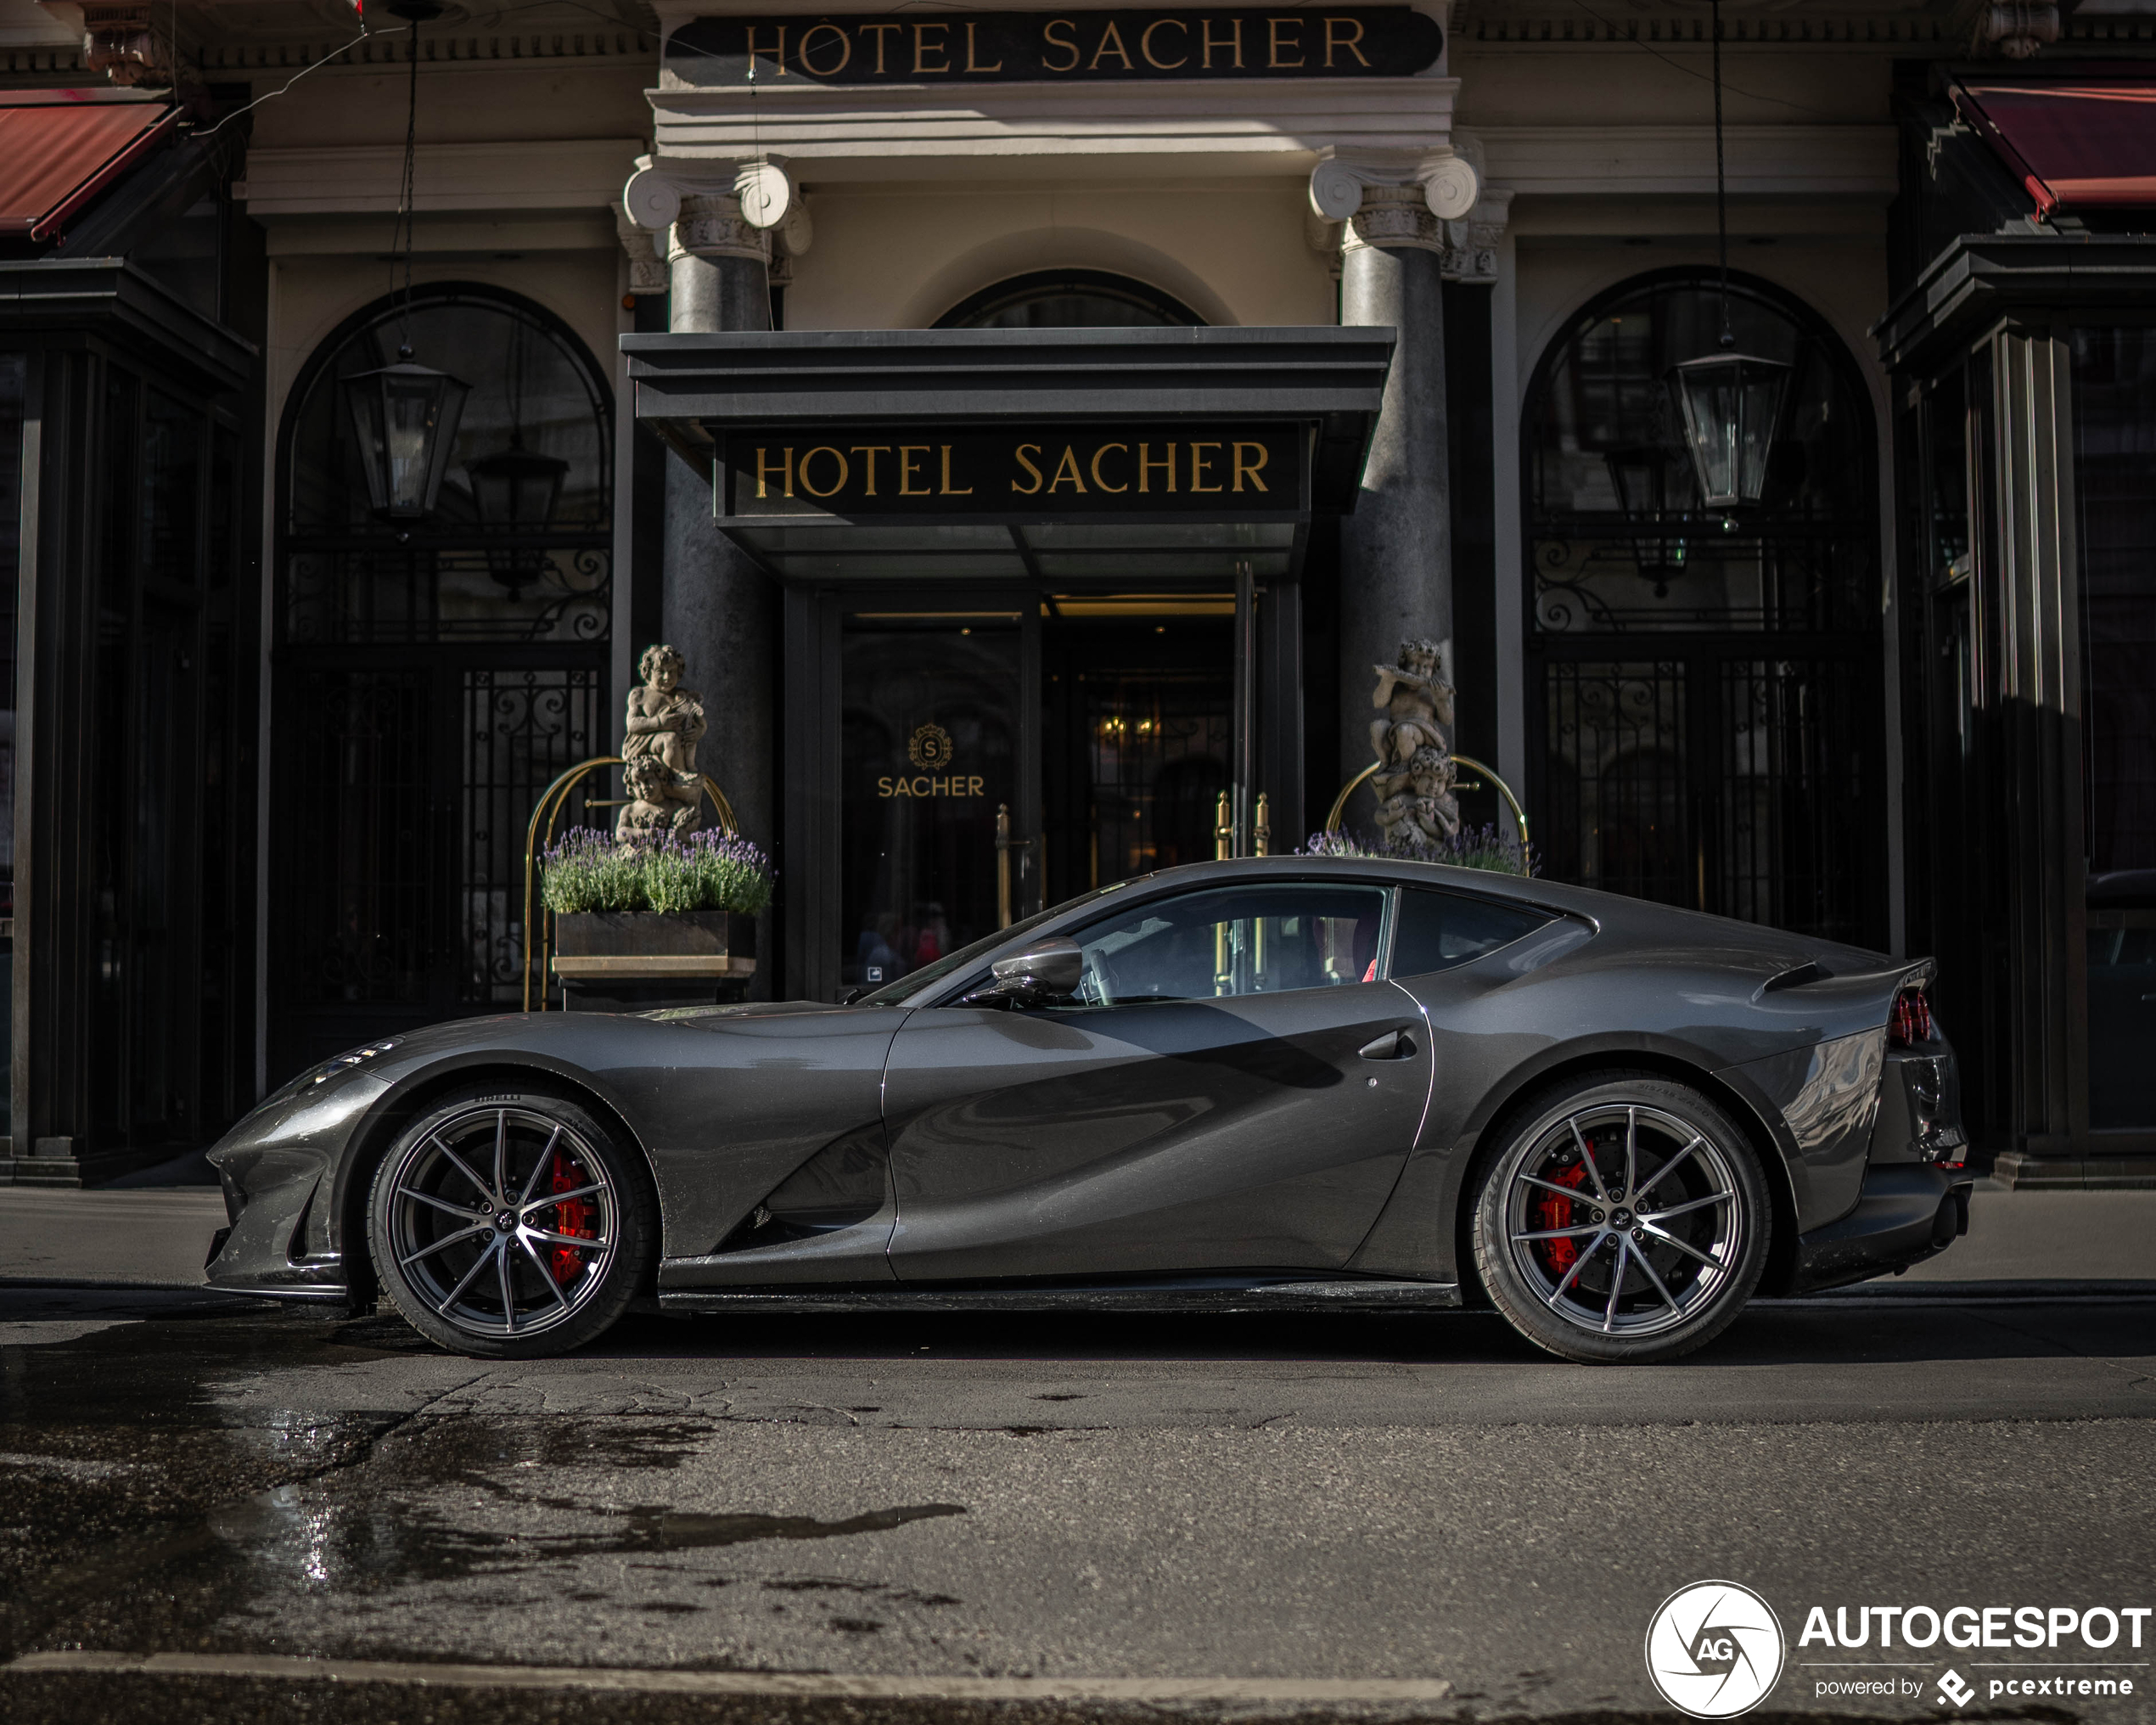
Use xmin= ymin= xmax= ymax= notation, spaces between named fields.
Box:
xmin=1358 ymin=1030 xmax=1417 ymax=1060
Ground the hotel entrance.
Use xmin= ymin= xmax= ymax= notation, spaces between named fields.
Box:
xmin=628 ymin=322 xmax=1390 ymax=999
xmin=834 ymin=598 xmax=1238 ymax=995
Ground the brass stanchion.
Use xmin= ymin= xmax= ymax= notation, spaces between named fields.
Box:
xmin=995 ymin=802 xmax=1013 ymax=930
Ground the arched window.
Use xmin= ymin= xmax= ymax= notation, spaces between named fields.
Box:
xmin=281 ymin=284 xmax=611 ymax=643
xmin=935 ymin=269 xmax=1204 ymax=330
xmin=1523 ymin=270 xmax=1885 ymax=945
xmin=270 ymin=285 xmax=613 ymax=1075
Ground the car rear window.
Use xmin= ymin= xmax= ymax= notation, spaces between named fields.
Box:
xmin=1389 ymin=886 xmax=1552 ymax=977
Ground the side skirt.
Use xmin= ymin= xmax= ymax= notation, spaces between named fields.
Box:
xmin=655 ymin=1276 xmax=1463 ymax=1316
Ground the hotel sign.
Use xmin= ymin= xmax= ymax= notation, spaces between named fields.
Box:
xmin=665 ymin=8 xmax=1441 ymax=83
xmin=720 ymin=424 xmax=1309 ymax=517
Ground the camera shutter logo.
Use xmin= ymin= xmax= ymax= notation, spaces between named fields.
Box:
xmin=1645 ymin=1581 xmax=1786 ymax=1718
xmin=908 ymin=722 xmax=955 ymax=770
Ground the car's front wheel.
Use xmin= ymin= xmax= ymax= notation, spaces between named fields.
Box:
xmin=368 ymin=1087 xmax=656 ymax=1358
xmin=1471 ymin=1072 xmax=1771 ymax=1364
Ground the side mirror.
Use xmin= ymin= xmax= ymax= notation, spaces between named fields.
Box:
xmin=964 ymin=935 xmax=1084 ymax=1008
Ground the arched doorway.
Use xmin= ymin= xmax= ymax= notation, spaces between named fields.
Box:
xmin=270 ymin=284 xmax=612 ymax=1076
xmin=1523 ymin=269 xmax=1885 ymax=945
xmin=935 ymin=268 xmax=1204 ymax=329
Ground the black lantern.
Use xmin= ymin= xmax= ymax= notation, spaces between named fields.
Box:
xmin=469 ymin=435 xmax=570 ymax=591
xmin=1603 ymin=444 xmax=1688 ymax=596
xmin=1668 ymin=351 xmax=1790 ymax=511
xmin=342 ymin=357 xmax=470 ymax=520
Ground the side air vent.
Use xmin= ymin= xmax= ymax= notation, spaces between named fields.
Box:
xmin=716 ymin=1130 xmax=887 ymax=1253
xmin=1761 ymin=961 xmax=1828 ymax=993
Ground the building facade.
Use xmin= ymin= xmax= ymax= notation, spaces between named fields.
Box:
xmin=0 ymin=0 xmax=2149 ymax=1184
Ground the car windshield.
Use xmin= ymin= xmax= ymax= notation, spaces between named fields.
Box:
xmin=851 ymin=883 xmax=1129 ymax=1006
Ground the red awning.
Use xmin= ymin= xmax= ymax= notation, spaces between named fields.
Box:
xmin=1952 ymin=76 xmax=2156 ymax=216
xmin=0 ymin=97 xmax=178 ymax=243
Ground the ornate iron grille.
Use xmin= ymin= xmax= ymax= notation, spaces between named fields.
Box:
xmin=1540 ymin=660 xmax=1691 ymax=908
xmin=286 ymin=542 xmax=610 ymax=644
xmin=461 ymin=666 xmax=603 ymax=1006
xmin=286 ymin=668 xmax=441 ymax=1008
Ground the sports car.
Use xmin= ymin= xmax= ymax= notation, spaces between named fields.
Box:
xmin=205 ymin=856 xmax=1973 ymax=1363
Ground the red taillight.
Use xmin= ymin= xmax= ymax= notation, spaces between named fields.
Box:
xmin=1889 ymin=987 xmax=1934 ymax=1048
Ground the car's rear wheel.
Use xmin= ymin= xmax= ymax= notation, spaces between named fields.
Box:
xmin=368 ymin=1087 xmax=655 ymax=1358
xmin=1471 ymin=1072 xmax=1771 ymax=1364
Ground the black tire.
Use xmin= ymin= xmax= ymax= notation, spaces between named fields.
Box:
xmin=1471 ymin=1070 xmax=1771 ymax=1364
xmin=368 ymin=1085 xmax=657 ymax=1359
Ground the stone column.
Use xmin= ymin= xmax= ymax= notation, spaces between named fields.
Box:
xmin=1320 ymin=155 xmax=1476 ymax=795
xmin=646 ymin=176 xmax=779 ymax=989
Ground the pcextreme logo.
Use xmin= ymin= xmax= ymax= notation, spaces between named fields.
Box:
xmin=1646 ymin=1581 xmax=1788 ymax=1719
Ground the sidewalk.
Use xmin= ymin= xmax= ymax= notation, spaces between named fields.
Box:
xmin=0 ymin=1180 xmax=2148 ymax=1293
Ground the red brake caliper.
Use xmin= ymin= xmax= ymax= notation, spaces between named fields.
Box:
xmin=1532 ymin=1157 xmax=1591 ymax=1279
xmin=547 ymin=1147 xmax=597 ymax=1285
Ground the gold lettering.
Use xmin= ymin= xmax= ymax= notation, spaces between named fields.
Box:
xmin=1090 ymin=441 xmax=1129 ymax=492
xmin=1138 ymin=442 xmax=1176 ymax=493
xmin=899 ymin=445 xmax=932 ymax=496
xmin=1232 ymin=441 xmax=1270 ymax=492
xmin=940 ymin=445 xmax=974 ymax=495
xmin=1200 ymin=16 xmax=1242 ymax=68
xmin=1266 ymin=17 xmax=1304 ymax=66
xmin=963 ymin=21 xmax=1003 ymax=71
xmin=1322 ymin=15 xmax=1370 ymax=67
xmin=799 ymin=22 xmax=851 ymax=75
xmin=878 ymin=776 xmax=893 ymax=795
xmin=860 ymin=21 xmax=901 ymax=72
xmin=1140 ymin=17 xmax=1187 ymax=68
xmin=849 ymin=445 xmax=892 ymax=496
xmin=969 ymin=775 xmax=985 ymax=795
xmin=1012 ymin=443 xmax=1044 ymax=494
xmin=754 ymin=445 xmax=794 ymax=500
xmin=1089 ymin=19 xmax=1132 ymax=70
xmin=912 ymin=777 xmax=931 ymax=795
xmin=744 ymin=21 xmax=787 ymax=71
xmin=1189 ymin=441 xmax=1224 ymax=492
xmin=912 ymin=20 xmax=950 ymax=73
xmin=1041 ymin=18 xmax=1080 ymax=70
xmin=1047 ymin=444 xmax=1088 ymax=492
xmin=799 ymin=446 xmax=849 ymax=497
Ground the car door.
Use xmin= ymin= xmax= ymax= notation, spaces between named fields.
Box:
xmin=884 ymin=879 xmax=1435 ymax=1282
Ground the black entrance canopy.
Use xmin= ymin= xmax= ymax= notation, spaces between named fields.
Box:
xmin=624 ymin=324 xmax=1395 ymax=582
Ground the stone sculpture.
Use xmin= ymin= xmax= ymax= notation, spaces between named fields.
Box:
xmin=1370 ymin=638 xmax=1460 ymax=849
xmin=617 ymin=643 xmax=707 ymax=840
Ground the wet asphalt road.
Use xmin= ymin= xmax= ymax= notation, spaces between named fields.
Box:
xmin=0 ymin=1285 xmax=2152 ymax=1725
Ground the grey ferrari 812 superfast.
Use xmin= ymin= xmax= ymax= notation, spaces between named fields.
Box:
xmin=206 ymin=857 xmax=1972 ymax=1363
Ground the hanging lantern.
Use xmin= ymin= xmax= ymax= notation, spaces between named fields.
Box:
xmin=1603 ymin=444 xmax=1688 ymax=595
xmin=343 ymin=357 xmax=470 ymax=520
xmin=469 ymin=435 xmax=570 ymax=591
xmin=1667 ymin=352 xmax=1791 ymax=510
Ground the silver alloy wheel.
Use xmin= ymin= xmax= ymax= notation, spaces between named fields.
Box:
xmin=382 ymin=1105 xmax=619 ymax=1340
xmin=1503 ymin=1103 xmax=1743 ymax=1339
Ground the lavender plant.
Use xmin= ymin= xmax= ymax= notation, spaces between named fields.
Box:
xmin=1297 ymin=821 xmax=1535 ymax=877
xmin=541 ymin=828 xmax=774 ymax=916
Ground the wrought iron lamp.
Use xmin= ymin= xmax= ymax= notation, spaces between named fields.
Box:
xmin=469 ymin=435 xmax=570 ymax=591
xmin=1603 ymin=444 xmax=1688 ymax=596
xmin=1664 ymin=0 xmax=1792 ymax=514
xmin=340 ymin=0 xmax=467 ymax=523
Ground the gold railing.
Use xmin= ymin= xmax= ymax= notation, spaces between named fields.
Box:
xmin=1324 ymin=753 xmax=1531 ymax=854
xmin=520 ymin=758 xmax=739 ymax=1012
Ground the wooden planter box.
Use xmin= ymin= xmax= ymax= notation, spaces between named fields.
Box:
xmin=552 ymin=910 xmax=757 ymax=983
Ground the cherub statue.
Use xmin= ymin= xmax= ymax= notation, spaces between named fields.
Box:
xmin=617 ymin=643 xmax=707 ymax=841
xmin=1374 ymin=745 xmax=1462 ymax=850
xmin=1369 ymin=637 xmax=1455 ymax=781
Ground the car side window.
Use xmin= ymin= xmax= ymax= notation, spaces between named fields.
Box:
xmin=1388 ymin=886 xmax=1552 ymax=978
xmin=1061 ymin=884 xmax=1389 ymax=1007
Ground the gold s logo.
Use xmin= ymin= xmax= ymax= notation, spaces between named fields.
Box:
xmin=907 ymin=722 xmax=955 ymax=769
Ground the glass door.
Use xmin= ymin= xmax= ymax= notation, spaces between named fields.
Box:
xmin=839 ymin=610 xmax=1032 ymax=993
